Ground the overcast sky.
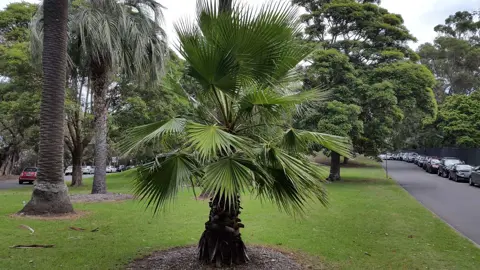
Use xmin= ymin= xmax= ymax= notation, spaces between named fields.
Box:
xmin=1 ymin=0 xmax=479 ymax=49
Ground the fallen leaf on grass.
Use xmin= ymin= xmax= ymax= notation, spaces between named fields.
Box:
xmin=91 ymin=227 xmax=99 ymax=232
xmin=69 ymin=226 xmax=85 ymax=231
xmin=19 ymin=224 xmax=34 ymax=234
xmin=364 ymin=252 xmax=371 ymax=256
xmin=408 ymin=235 xmax=414 ymax=238
xmin=10 ymin=244 xmax=54 ymax=249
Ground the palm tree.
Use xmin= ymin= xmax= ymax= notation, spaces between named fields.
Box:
xmin=31 ymin=0 xmax=168 ymax=194
xmin=20 ymin=0 xmax=74 ymax=215
xmin=122 ymin=0 xmax=352 ymax=266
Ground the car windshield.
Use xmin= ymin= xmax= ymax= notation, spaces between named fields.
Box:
xmin=445 ymin=159 xmax=461 ymax=166
xmin=431 ymin=159 xmax=440 ymax=164
xmin=456 ymin=165 xmax=471 ymax=170
xmin=24 ymin=168 xmax=37 ymax=172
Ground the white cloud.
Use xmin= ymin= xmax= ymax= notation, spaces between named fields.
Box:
xmin=1 ymin=0 xmax=479 ymax=50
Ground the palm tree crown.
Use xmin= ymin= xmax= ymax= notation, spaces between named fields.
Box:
xmin=123 ymin=0 xmax=352 ymax=214
xmin=31 ymin=0 xmax=167 ymax=82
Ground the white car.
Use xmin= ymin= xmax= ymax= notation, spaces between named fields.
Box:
xmin=82 ymin=166 xmax=95 ymax=174
xmin=106 ymin=166 xmax=117 ymax=173
xmin=65 ymin=166 xmax=73 ymax=175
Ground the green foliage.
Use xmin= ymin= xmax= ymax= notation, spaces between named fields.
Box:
xmin=0 ymin=2 xmax=37 ymax=43
xmin=0 ymin=3 xmax=41 ymax=173
xmin=414 ymin=10 xmax=479 ymax=149
xmin=31 ymin=0 xmax=167 ymax=84
xmin=316 ymin=101 xmax=363 ymax=138
xmin=436 ymin=92 xmax=480 ymax=147
xmin=295 ymin=0 xmax=437 ymax=154
xmin=122 ymin=1 xmax=352 ymax=214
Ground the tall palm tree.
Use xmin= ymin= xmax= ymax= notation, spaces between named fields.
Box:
xmin=31 ymin=0 xmax=167 ymax=194
xmin=20 ymin=0 xmax=74 ymax=215
xmin=122 ymin=0 xmax=352 ymax=266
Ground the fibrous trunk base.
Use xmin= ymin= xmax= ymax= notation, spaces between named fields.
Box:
xmin=198 ymin=195 xmax=248 ymax=267
xmin=19 ymin=182 xmax=74 ymax=215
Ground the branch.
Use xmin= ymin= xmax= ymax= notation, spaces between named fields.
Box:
xmin=64 ymin=136 xmax=74 ymax=154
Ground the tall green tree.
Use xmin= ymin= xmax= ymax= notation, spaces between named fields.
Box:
xmin=296 ymin=49 xmax=361 ymax=180
xmin=295 ymin=0 xmax=437 ymax=155
xmin=20 ymin=0 xmax=74 ymax=215
xmin=418 ymin=11 xmax=480 ymax=97
xmin=31 ymin=0 xmax=168 ymax=193
xmin=122 ymin=1 xmax=351 ymax=266
xmin=0 ymin=2 xmax=40 ymax=175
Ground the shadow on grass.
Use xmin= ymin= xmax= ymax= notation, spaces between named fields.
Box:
xmin=313 ymin=154 xmax=381 ymax=169
xmin=339 ymin=178 xmax=396 ymax=185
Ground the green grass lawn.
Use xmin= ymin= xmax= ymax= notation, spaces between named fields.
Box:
xmin=1 ymin=164 xmax=480 ymax=270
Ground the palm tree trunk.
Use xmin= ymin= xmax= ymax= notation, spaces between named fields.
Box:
xmin=198 ymin=194 xmax=247 ymax=267
xmin=328 ymin=151 xmax=341 ymax=181
xmin=343 ymin=157 xmax=349 ymax=165
xmin=20 ymin=0 xmax=74 ymax=215
xmin=91 ymin=67 xmax=108 ymax=194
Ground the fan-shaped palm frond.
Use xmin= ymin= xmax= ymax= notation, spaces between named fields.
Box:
xmin=281 ymin=128 xmax=352 ymax=158
xmin=186 ymin=122 xmax=251 ymax=161
xmin=134 ymin=151 xmax=199 ymax=213
xmin=120 ymin=118 xmax=187 ymax=155
xmin=255 ymin=145 xmax=328 ymax=214
xmin=123 ymin=0 xmax=353 ymax=217
xmin=30 ymin=0 xmax=167 ymax=83
xmin=175 ymin=0 xmax=310 ymax=99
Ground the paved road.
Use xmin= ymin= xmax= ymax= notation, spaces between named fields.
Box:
xmin=0 ymin=175 xmax=93 ymax=190
xmin=385 ymin=160 xmax=480 ymax=245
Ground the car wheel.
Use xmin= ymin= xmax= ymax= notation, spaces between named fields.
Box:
xmin=454 ymin=175 xmax=458 ymax=182
xmin=19 ymin=181 xmax=23 ymax=185
xmin=469 ymin=177 xmax=474 ymax=186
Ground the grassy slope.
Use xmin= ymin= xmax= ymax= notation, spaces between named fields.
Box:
xmin=1 ymin=165 xmax=480 ymax=269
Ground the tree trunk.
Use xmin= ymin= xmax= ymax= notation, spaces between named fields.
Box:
xmin=91 ymin=67 xmax=108 ymax=194
xmin=343 ymin=157 xmax=349 ymax=165
xmin=70 ymin=145 xmax=83 ymax=187
xmin=199 ymin=194 xmax=248 ymax=267
xmin=19 ymin=0 xmax=74 ymax=215
xmin=328 ymin=152 xmax=341 ymax=181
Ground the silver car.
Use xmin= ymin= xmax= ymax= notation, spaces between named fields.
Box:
xmin=448 ymin=164 xmax=473 ymax=182
xmin=469 ymin=166 xmax=480 ymax=186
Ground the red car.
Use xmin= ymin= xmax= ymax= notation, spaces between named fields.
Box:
xmin=19 ymin=167 xmax=38 ymax=184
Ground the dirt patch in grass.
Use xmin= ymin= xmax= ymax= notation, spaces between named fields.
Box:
xmin=126 ymin=245 xmax=313 ymax=270
xmin=70 ymin=193 xmax=134 ymax=203
xmin=10 ymin=210 xmax=91 ymax=220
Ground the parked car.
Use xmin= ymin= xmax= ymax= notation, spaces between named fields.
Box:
xmin=82 ymin=166 xmax=95 ymax=174
xmin=416 ymin=156 xmax=426 ymax=166
xmin=425 ymin=158 xmax=441 ymax=173
xmin=405 ymin=153 xmax=418 ymax=163
xmin=65 ymin=166 xmax=73 ymax=175
xmin=448 ymin=164 xmax=473 ymax=182
xmin=469 ymin=166 xmax=480 ymax=186
xmin=19 ymin=167 xmax=38 ymax=185
xmin=106 ymin=166 xmax=117 ymax=173
xmin=438 ymin=158 xmax=463 ymax=178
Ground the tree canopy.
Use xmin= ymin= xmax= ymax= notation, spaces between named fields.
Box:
xmin=294 ymin=0 xmax=437 ymax=155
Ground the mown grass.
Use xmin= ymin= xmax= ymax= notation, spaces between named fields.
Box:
xmin=1 ymin=163 xmax=480 ymax=269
